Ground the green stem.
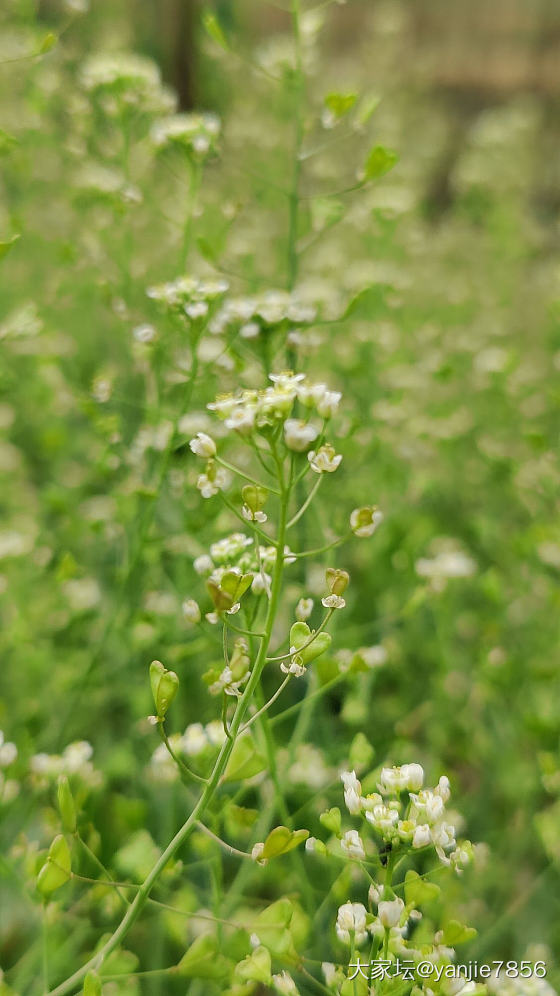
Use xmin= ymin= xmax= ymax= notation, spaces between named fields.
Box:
xmin=48 ymin=486 xmax=290 ymax=996
xmin=157 ymin=722 xmax=207 ymax=784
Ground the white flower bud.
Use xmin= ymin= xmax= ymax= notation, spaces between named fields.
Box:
xmin=378 ymin=897 xmax=404 ymax=928
xmin=182 ymin=599 xmax=201 ymax=624
xmin=412 ymin=824 xmax=432 ymax=848
xmin=350 ymin=506 xmax=383 ymax=537
xmin=402 ymin=763 xmax=424 ymax=792
xmin=335 ymin=902 xmax=368 ymax=945
xmin=283 ymin=419 xmax=319 ymax=452
xmin=295 ymin=597 xmax=314 ymax=621
xmin=340 ymin=830 xmax=366 ymax=860
xmin=189 ymin=432 xmax=216 ymax=458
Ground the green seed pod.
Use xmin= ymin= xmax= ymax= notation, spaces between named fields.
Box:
xmin=83 ymin=971 xmax=102 ymax=996
xmin=149 ymin=660 xmax=179 ymax=718
xmin=57 ymin=775 xmax=77 ymax=833
xmin=326 ymin=567 xmax=350 ymax=596
xmin=37 ymin=834 xmax=72 ymax=896
xmin=241 ymin=484 xmax=268 ymax=513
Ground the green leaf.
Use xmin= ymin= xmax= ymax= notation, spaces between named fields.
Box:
xmin=261 ymin=826 xmax=309 ymax=860
xmin=441 ymin=919 xmax=477 ymax=945
xmin=149 ymin=660 xmax=179 ymax=718
xmin=324 ymin=91 xmax=357 ymax=118
xmin=196 ymin=236 xmax=218 ymax=263
xmin=363 ymin=145 xmax=398 ymax=182
xmin=404 ymin=870 xmax=441 ymax=906
xmin=235 ymin=945 xmax=271 ymax=985
xmin=223 ymin=735 xmax=266 ymax=783
xmin=0 ymin=235 xmax=20 ymax=261
xmin=202 ymin=11 xmax=229 ymax=50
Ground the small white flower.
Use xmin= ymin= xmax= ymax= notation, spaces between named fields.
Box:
xmin=272 ymin=970 xmax=299 ymax=995
xmin=350 ymin=506 xmax=384 ymax=537
xmin=321 ymin=594 xmax=345 ymax=609
xmin=251 ymin=842 xmax=267 ymax=865
xmin=189 ymin=432 xmax=216 ymax=458
xmin=182 ymin=599 xmax=201 ymax=624
xmin=295 ymin=597 xmax=313 ymax=621
xmin=412 ymin=824 xmax=432 ymax=849
xmin=182 ymin=723 xmax=207 ymax=756
xmin=315 ymin=389 xmax=341 ymax=418
xmin=280 ymin=655 xmax=306 ymax=677
xmin=308 ymin=444 xmax=342 ymax=474
xmin=196 ymin=466 xmax=229 ymax=498
xmin=402 ymin=763 xmax=424 ymax=792
xmin=0 ymin=733 xmax=17 ymax=768
xmin=378 ymin=897 xmax=405 ymax=928
xmin=251 ymin=571 xmax=272 ymax=596
xmin=340 ymin=830 xmax=365 ymax=860
xmin=283 ymin=419 xmax=319 ymax=452
xmin=435 ymin=774 xmax=451 ymax=802
xmin=341 ymin=770 xmax=362 ymax=814
xmin=185 ymin=301 xmax=208 ymax=320
xmin=193 ymin=554 xmax=214 ymax=575
xmin=335 ymin=902 xmax=368 ymax=945
xmin=224 ymin=406 xmax=256 ymax=435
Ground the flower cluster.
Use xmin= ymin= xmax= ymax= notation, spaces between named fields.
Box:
xmin=340 ymin=764 xmax=473 ymax=870
xmin=29 ymin=741 xmax=102 ymax=788
xmin=207 ymin=290 xmax=317 ymax=343
xmin=80 ymin=52 xmax=175 ymax=117
xmin=147 ymin=274 xmax=229 ymax=320
xmin=151 ymin=112 xmax=221 ymax=159
xmin=206 ymin=372 xmax=340 ymax=442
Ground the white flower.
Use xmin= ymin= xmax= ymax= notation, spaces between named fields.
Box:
xmin=196 ymin=466 xmax=229 ymax=498
xmin=284 ymin=419 xmax=319 ymax=452
xmin=412 ymin=824 xmax=432 ymax=849
xmin=321 ymin=594 xmax=345 ymax=609
xmin=341 ymin=770 xmax=362 ymax=814
xmin=365 ymin=803 xmax=399 ymax=833
xmin=251 ymin=571 xmax=272 ymax=595
xmin=0 ymin=732 xmax=17 ymax=768
xmin=193 ymin=554 xmax=214 ymax=575
xmin=435 ymin=774 xmax=451 ymax=802
xmin=308 ymin=444 xmax=342 ymax=473
xmin=295 ymin=597 xmax=313 ymax=621
xmin=335 ymin=902 xmax=368 ymax=945
xmin=378 ymin=897 xmax=405 ymax=928
xmin=272 ymin=970 xmax=299 ymax=994
xmin=182 ymin=723 xmax=207 ymax=756
xmin=350 ymin=506 xmax=384 ymax=537
xmin=315 ymin=390 xmax=341 ymax=418
xmin=224 ymin=406 xmax=256 ymax=435
xmin=340 ymin=830 xmax=365 ymax=860
xmin=379 ymin=766 xmax=409 ymax=792
xmin=410 ymin=789 xmax=445 ymax=824
xmin=251 ymin=842 xmax=267 ymax=865
xmin=402 ymin=763 xmax=424 ymax=792
xmin=182 ymin=599 xmax=201 ymax=624
xmin=189 ymin=432 xmax=216 ymax=457
xmin=280 ymin=655 xmax=306 ymax=677
xmin=242 ymin=504 xmax=267 ymax=524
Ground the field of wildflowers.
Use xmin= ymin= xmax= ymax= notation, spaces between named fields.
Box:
xmin=1 ymin=2 xmax=559 ymax=995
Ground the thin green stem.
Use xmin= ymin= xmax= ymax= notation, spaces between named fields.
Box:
xmin=216 ymin=457 xmax=280 ymax=495
xmin=287 ymin=474 xmax=323 ymax=528
xmin=157 ymin=722 xmax=208 ymax=784
xmin=266 ymin=609 xmax=333 ymax=661
xmin=240 ymin=674 xmax=292 ymax=732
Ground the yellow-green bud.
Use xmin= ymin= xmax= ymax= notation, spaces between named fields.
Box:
xmin=149 ymin=660 xmax=179 ymax=718
xmin=241 ymin=484 xmax=268 ymax=513
xmin=83 ymin=971 xmax=102 ymax=996
xmin=326 ymin=568 xmax=350 ymax=596
xmin=57 ymin=775 xmax=77 ymax=833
